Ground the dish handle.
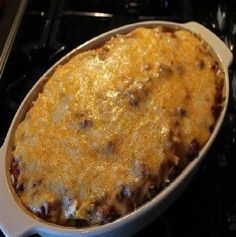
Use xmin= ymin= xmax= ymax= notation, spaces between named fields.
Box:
xmin=183 ymin=21 xmax=233 ymax=67
xmin=0 ymin=145 xmax=38 ymax=237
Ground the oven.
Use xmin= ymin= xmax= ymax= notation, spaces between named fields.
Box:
xmin=0 ymin=1 xmax=236 ymax=236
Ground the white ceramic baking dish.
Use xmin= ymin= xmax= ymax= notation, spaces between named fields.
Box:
xmin=0 ymin=21 xmax=233 ymax=237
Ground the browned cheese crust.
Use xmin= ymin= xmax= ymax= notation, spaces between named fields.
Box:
xmin=10 ymin=27 xmax=224 ymax=226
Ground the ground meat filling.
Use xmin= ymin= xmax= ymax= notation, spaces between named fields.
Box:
xmin=10 ymin=26 xmax=225 ymax=226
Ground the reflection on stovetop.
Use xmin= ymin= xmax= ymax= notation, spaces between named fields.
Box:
xmin=0 ymin=0 xmax=236 ymax=236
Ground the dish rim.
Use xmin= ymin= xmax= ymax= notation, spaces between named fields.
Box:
xmin=0 ymin=20 xmax=233 ymax=237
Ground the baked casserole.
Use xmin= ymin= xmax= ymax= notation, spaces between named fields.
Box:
xmin=10 ymin=27 xmax=224 ymax=227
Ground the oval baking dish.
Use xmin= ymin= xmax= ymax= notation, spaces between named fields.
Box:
xmin=0 ymin=21 xmax=233 ymax=237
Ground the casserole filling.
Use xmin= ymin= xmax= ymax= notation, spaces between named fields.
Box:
xmin=10 ymin=27 xmax=224 ymax=226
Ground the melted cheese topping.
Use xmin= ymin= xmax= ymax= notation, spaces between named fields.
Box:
xmin=12 ymin=27 xmax=223 ymax=225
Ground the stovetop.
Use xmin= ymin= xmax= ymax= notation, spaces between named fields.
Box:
xmin=0 ymin=0 xmax=236 ymax=236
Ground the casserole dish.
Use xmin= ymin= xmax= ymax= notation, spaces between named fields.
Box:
xmin=0 ymin=21 xmax=233 ymax=237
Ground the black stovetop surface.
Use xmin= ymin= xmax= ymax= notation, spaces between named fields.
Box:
xmin=0 ymin=0 xmax=236 ymax=236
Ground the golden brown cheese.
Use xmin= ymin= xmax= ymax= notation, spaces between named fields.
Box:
xmin=11 ymin=27 xmax=224 ymax=226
